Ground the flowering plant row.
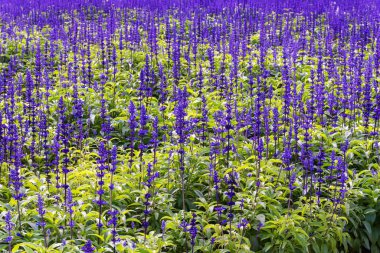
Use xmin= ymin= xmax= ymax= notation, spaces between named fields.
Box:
xmin=0 ymin=0 xmax=379 ymax=252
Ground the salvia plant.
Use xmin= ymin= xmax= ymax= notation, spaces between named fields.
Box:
xmin=0 ymin=0 xmax=379 ymax=252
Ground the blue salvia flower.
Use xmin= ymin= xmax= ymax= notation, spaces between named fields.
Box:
xmin=373 ymin=82 xmax=380 ymax=135
xmin=256 ymin=138 xmax=264 ymax=189
xmin=338 ymin=158 xmax=348 ymax=202
xmin=39 ymin=113 xmax=51 ymax=188
xmin=237 ymin=218 xmax=249 ymax=230
xmin=174 ymin=88 xmax=189 ymax=148
xmin=10 ymin=140 xmax=24 ymax=229
xmin=109 ymin=144 xmax=118 ymax=243
xmin=327 ymin=90 xmax=338 ymax=127
xmin=142 ymin=163 xmax=152 ymax=237
xmin=287 ymin=172 xmax=297 ymax=212
xmin=282 ymin=147 xmax=292 ymax=172
xmin=161 ymin=220 xmax=166 ymax=239
xmin=180 ymin=219 xmax=189 ymax=233
xmin=223 ymin=102 xmax=234 ymax=156
xmin=142 ymin=162 xmax=159 ymax=240
xmin=142 ymin=55 xmax=152 ymax=98
xmin=60 ymin=238 xmax=66 ymax=251
xmin=58 ymin=97 xmax=70 ymax=208
xmin=197 ymin=66 xmax=204 ymax=92
xmin=189 ymin=213 xmax=198 ymax=252
xmin=342 ymin=139 xmax=350 ymax=155
xmin=240 ymin=198 xmax=245 ymax=210
xmin=24 ymin=69 xmax=33 ymax=140
xmin=174 ymin=87 xmax=189 ymax=214
xmin=72 ymin=85 xmax=84 ymax=148
xmin=37 ymin=198 xmax=46 ymax=224
xmin=108 ymin=144 xmax=118 ymax=246
xmin=138 ymin=105 xmax=149 ymax=188
xmin=119 ymin=28 xmax=123 ymax=64
xmin=66 ymin=187 xmax=75 ymax=239
xmin=363 ymin=57 xmax=373 ymax=129
xmin=107 ymin=209 xmax=119 ymax=251
xmin=272 ymin=107 xmax=279 ymax=157
xmin=200 ymin=95 xmax=208 ymax=144
xmin=214 ymin=205 xmax=226 ymax=224
xmin=172 ymin=22 xmax=180 ymax=86
xmin=5 ymin=211 xmax=14 ymax=251
xmin=138 ymin=106 xmax=149 ymax=144
xmin=158 ymin=63 xmax=168 ymax=111
xmin=52 ymin=124 xmax=61 ymax=188
xmin=81 ymin=240 xmax=95 ymax=253
xmin=100 ymin=93 xmax=111 ymax=140
xmin=224 ymin=173 xmax=236 ymax=230
xmin=151 ymin=116 xmax=159 ymax=165
xmin=0 ymin=112 xmax=4 ymax=167
xmin=128 ymin=101 xmax=137 ymax=168
xmin=263 ymin=106 xmax=270 ymax=158
xmin=144 ymin=163 xmax=159 ymax=189
xmin=316 ymin=146 xmax=325 ymax=205
xmin=142 ymin=190 xmax=151 ymax=232
xmin=211 ymin=163 xmax=220 ymax=201
xmin=138 ymin=69 xmax=147 ymax=102
xmin=37 ymin=194 xmax=47 ymax=247
xmin=95 ymin=141 xmax=108 ymax=235
xmin=327 ymin=151 xmax=336 ymax=186
xmin=112 ymin=45 xmax=117 ymax=81
xmin=110 ymin=145 xmax=117 ymax=190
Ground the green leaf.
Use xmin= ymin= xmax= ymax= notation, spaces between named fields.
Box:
xmin=262 ymin=243 xmax=273 ymax=252
xmin=364 ymin=221 xmax=372 ymax=236
xmin=321 ymin=244 xmax=328 ymax=253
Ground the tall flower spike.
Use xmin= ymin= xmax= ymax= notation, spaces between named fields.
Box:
xmin=37 ymin=194 xmax=47 ymax=247
xmin=107 ymin=208 xmax=119 ymax=252
xmin=128 ymin=101 xmax=137 ymax=168
xmin=5 ymin=211 xmax=14 ymax=252
xmin=67 ymin=187 xmax=75 ymax=239
xmin=95 ymin=141 xmax=108 ymax=239
xmin=189 ymin=213 xmax=198 ymax=252
xmin=174 ymin=87 xmax=189 ymax=213
xmin=138 ymin=104 xmax=149 ymax=188
xmin=10 ymin=140 xmax=24 ymax=229
xmin=108 ymin=145 xmax=118 ymax=253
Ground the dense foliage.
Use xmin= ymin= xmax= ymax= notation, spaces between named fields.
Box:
xmin=0 ymin=0 xmax=380 ymax=252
